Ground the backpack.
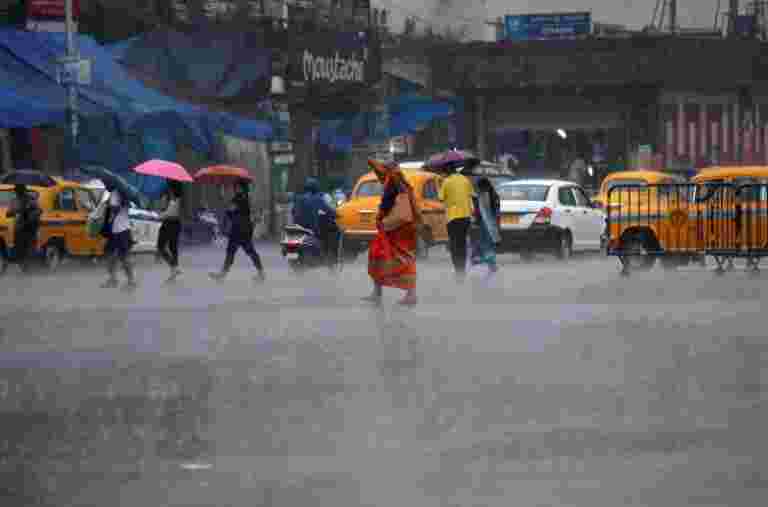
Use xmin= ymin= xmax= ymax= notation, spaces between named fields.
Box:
xmin=87 ymin=197 xmax=109 ymax=239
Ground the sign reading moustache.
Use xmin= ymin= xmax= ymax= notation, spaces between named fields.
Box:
xmin=303 ymin=50 xmax=366 ymax=83
xmin=283 ymin=30 xmax=380 ymax=91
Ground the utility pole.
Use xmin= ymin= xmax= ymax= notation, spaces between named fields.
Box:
xmin=668 ymin=0 xmax=677 ymax=33
xmin=64 ymin=0 xmax=79 ymax=161
xmin=730 ymin=0 xmax=740 ymax=37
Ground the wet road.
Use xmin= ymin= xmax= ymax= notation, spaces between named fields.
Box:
xmin=1 ymin=244 xmax=767 ymax=506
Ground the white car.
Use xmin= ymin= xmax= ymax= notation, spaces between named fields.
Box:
xmin=495 ymin=179 xmax=605 ymax=260
xmin=83 ymin=180 xmax=162 ymax=254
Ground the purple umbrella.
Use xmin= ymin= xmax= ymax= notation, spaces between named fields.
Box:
xmin=425 ymin=149 xmax=480 ymax=171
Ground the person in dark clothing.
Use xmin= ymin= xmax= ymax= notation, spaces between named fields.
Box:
xmin=209 ymin=180 xmax=265 ymax=282
xmin=6 ymin=184 xmax=41 ymax=273
xmin=292 ymin=177 xmax=338 ymax=268
xmin=157 ymin=181 xmax=183 ymax=283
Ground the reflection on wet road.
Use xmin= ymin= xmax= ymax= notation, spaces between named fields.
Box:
xmin=1 ymin=247 xmax=768 ymax=506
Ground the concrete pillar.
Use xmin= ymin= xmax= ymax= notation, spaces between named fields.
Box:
xmin=475 ymin=95 xmax=487 ymax=159
xmin=729 ymin=0 xmax=740 ymax=37
xmin=668 ymin=0 xmax=677 ymax=33
xmin=288 ymin=104 xmax=315 ymax=192
xmin=455 ymin=94 xmax=475 ymax=151
xmin=0 ymin=129 xmax=10 ymax=173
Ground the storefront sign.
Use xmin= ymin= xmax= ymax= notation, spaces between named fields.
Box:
xmin=27 ymin=0 xmax=80 ymax=19
xmin=269 ymin=141 xmax=293 ymax=153
xmin=273 ymin=154 xmax=295 ymax=165
xmin=504 ymin=12 xmax=591 ymax=41
xmin=56 ymin=57 xmax=91 ymax=86
xmin=282 ymin=30 xmax=380 ymax=91
xmin=303 ymin=50 xmax=365 ymax=84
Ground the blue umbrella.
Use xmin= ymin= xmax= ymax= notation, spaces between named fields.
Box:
xmin=80 ymin=165 xmax=146 ymax=207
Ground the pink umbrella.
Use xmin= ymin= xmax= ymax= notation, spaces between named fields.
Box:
xmin=132 ymin=159 xmax=194 ymax=182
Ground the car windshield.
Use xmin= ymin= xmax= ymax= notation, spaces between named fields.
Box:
xmin=0 ymin=190 xmax=39 ymax=207
xmin=356 ymin=181 xmax=384 ymax=197
xmin=497 ymin=184 xmax=550 ymax=202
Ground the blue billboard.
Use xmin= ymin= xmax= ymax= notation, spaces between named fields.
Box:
xmin=504 ymin=12 xmax=591 ymax=41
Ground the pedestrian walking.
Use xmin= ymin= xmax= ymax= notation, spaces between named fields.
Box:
xmin=157 ymin=181 xmax=184 ymax=283
xmin=100 ymin=183 xmax=137 ymax=291
xmin=209 ymin=179 xmax=266 ymax=283
xmin=5 ymin=184 xmax=41 ymax=274
xmin=470 ymin=177 xmax=501 ymax=273
xmin=438 ymin=166 xmax=475 ymax=282
xmin=363 ymin=159 xmax=420 ymax=306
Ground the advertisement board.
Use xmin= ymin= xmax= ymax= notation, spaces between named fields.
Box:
xmin=27 ymin=0 xmax=80 ymax=19
xmin=504 ymin=12 xmax=591 ymax=41
xmin=280 ymin=29 xmax=381 ymax=92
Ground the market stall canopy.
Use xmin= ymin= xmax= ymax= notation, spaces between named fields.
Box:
xmin=0 ymin=28 xmax=272 ymax=142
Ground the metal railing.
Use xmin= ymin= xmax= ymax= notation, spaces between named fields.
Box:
xmin=606 ymin=183 xmax=700 ymax=255
xmin=606 ymin=181 xmax=768 ymax=271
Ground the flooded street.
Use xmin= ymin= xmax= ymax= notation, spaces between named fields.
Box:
xmin=1 ymin=244 xmax=767 ymax=506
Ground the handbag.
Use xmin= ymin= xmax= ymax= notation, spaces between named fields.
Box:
xmin=380 ymin=192 xmax=414 ymax=231
xmin=87 ymin=198 xmax=109 ymax=239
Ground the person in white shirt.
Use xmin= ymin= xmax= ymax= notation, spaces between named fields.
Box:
xmin=157 ymin=182 xmax=183 ymax=282
xmin=101 ymin=183 xmax=137 ymax=291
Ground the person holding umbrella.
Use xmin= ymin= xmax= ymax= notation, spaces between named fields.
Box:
xmin=427 ymin=150 xmax=479 ymax=283
xmin=6 ymin=184 xmax=41 ymax=274
xmin=438 ymin=165 xmax=475 ymax=283
xmin=132 ymin=160 xmax=195 ymax=283
xmin=79 ymin=165 xmax=147 ymax=291
xmin=209 ymin=179 xmax=266 ymax=283
xmin=101 ymin=181 xmax=137 ymax=291
xmin=157 ymin=181 xmax=184 ymax=282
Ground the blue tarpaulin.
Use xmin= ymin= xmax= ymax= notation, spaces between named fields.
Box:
xmin=0 ymin=28 xmax=273 ymax=198
xmin=317 ymin=93 xmax=456 ymax=154
xmin=112 ymin=29 xmax=272 ymax=101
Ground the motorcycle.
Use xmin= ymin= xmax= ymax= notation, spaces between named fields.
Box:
xmin=280 ymin=222 xmax=343 ymax=274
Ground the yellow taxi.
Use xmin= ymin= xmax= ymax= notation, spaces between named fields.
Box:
xmin=336 ymin=169 xmax=449 ymax=258
xmin=691 ymin=165 xmax=768 ymax=258
xmin=0 ymin=178 xmax=105 ymax=272
xmin=606 ymin=165 xmax=768 ymax=273
xmin=604 ymin=169 xmax=702 ymax=271
xmin=594 ymin=170 xmax=686 ymax=210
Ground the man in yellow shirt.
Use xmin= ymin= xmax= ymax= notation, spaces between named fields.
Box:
xmin=439 ymin=169 xmax=475 ymax=281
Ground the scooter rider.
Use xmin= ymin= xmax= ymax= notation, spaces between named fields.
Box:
xmin=292 ymin=177 xmax=338 ymax=267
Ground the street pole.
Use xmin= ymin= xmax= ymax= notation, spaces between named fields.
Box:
xmin=669 ymin=0 xmax=677 ymax=33
xmin=65 ymin=0 xmax=79 ymax=166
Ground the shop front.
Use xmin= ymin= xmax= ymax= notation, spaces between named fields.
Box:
xmin=431 ymin=36 xmax=768 ymax=187
xmin=271 ymin=26 xmax=382 ymax=191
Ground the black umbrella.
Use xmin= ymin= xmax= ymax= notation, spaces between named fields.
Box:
xmin=80 ymin=165 xmax=146 ymax=207
xmin=0 ymin=170 xmax=56 ymax=187
xmin=425 ymin=150 xmax=481 ymax=172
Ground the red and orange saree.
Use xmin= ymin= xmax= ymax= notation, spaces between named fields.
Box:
xmin=367 ymin=159 xmax=418 ymax=290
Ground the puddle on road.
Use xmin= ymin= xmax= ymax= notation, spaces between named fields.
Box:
xmin=0 ymin=356 xmax=217 ymax=506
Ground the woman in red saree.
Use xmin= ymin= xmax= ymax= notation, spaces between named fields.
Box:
xmin=363 ymin=159 xmax=420 ymax=306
